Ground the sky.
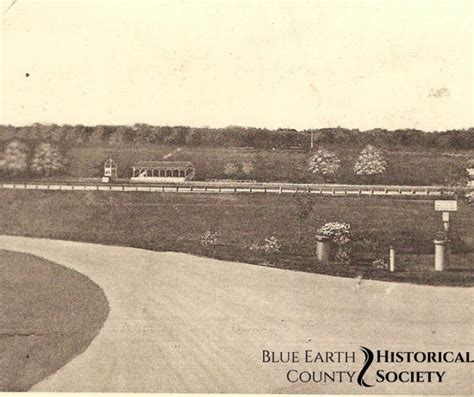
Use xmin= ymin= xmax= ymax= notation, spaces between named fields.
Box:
xmin=0 ymin=0 xmax=472 ymax=131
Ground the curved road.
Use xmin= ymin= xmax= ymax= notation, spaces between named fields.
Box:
xmin=0 ymin=236 xmax=472 ymax=394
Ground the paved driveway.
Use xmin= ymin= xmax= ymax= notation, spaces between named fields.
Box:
xmin=0 ymin=236 xmax=472 ymax=394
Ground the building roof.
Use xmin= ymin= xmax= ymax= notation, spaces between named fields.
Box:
xmin=133 ymin=161 xmax=194 ymax=169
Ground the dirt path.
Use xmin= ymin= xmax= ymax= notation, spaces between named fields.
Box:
xmin=0 ymin=236 xmax=472 ymax=394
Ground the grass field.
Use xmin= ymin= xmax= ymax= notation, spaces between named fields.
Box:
xmin=0 ymin=250 xmax=109 ymax=391
xmin=1 ymin=190 xmax=473 ymax=286
xmin=66 ymin=144 xmax=474 ymax=185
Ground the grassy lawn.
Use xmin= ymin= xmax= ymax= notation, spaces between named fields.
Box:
xmin=1 ymin=190 xmax=473 ymax=286
xmin=66 ymin=145 xmax=474 ymax=185
xmin=0 ymin=250 xmax=109 ymax=391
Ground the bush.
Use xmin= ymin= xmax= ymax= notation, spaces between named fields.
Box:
xmin=263 ymin=237 xmax=281 ymax=254
xmin=317 ymin=222 xmax=351 ymax=244
xmin=224 ymin=162 xmax=239 ymax=177
xmin=317 ymin=222 xmax=352 ymax=264
xmin=200 ymin=230 xmax=218 ymax=246
xmin=372 ymin=258 xmax=388 ymax=270
xmin=241 ymin=161 xmax=254 ymax=175
xmin=308 ymin=148 xmax=341 ymax=182
xmin=31 ymin=143 xmax=65 ymax=176
xmin=335 ymin=248 xmax=352 ymax=265
xmin=0 ymin=140 xmax=28 ymax=176
xmin=353 ymin=145 xmax=387 ymax=176
xmin=249 ymin=236 xmax=281 ymax=254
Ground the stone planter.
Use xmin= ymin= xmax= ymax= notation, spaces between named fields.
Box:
xmin=316 ymin=236 xmax=331 ymax=265
xmin=434 ymin=239 xmax=448 ymax=271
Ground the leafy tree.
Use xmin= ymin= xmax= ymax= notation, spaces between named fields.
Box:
xmin=108 ymin=127 xmax=127 ymax=146
xmin=89 ymin=126 xmax=107 ymax=144
xmin=0 ymin=125 xmax=16 ymax=142
xmin=71 ymin=124 xmax=89 ymax=145
xmin=163 ymin=127 xmax=186 ymax=145
xmin=308 ymin=147 xmax=341 ymax=182
xmin=444 ymin=164 xmax=469 ymax=199
xmin=30 ymin=143 xmax=65 ymax=176
xmin=39 ymin=123 xmax=62 ymax=142
xmin=241 ymin=161 xmax=254 ymax=175
xmin=0 ymin=140 xmax=28 ymax=175
xmin=224 ymin=162 xmax=239 ymax=177
xmin=353 ymin=145 xmax=387 ymax=176
xmin=185 ymin=128 xmax=202 ymax=146
xmin=132 ymin=124 xmax=153 ymax=143
xmin=292 ymin=193 xmax=313 ymax=243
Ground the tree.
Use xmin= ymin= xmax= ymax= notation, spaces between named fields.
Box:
xmin=132 ymin=124 xmax=153 ymax=143
xmin=71 ymin=124 xmax=89 ymax=145
xmin=292 ymin=193 xmax=313 ymax=243
xmin=108 ymin=126 xmax=127 ymax=146
xmin=89 ymin=125 xmax=107 ymax=144
xmin=185 ymin=128 xmax=202 ymax=146
xmin=241 ymin=161 xmax=254 ymax=175
xmin=353 ymin=145 xmax=387 ymax=176
xmin=444 ymin=164 xmax=469 ymax=199
xmin=0 ymin=140 xmax=28 ymax=175
xmin=30 ymin=143 xmax=65 ymax=176
xmin=224 ymin=162 xmax=239 ymax=177
xmin=308 ymin=148 xmax=341 ymax=182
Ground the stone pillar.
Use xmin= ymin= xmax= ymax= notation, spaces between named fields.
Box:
xmin=434 ymin=239 xmax=447 ymax=271
xmin=316 ymin=238 xmax=331 ymax=265
xmin=389 ymin=246 xmax=396 ymax=272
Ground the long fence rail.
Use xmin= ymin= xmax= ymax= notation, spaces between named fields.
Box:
xmin=1 ymin=179 xmax=469 ymax=199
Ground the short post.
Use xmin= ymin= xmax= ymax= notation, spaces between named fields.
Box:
xmin=434 ymin=200 xmax=458 ymax=269
xmin=316 ymin=236 xmax=330 ymax=265
xmin=434 ymin=239 xmax=447 ymax=271
xmin=389 ymin=246 xmax=396 ymax=272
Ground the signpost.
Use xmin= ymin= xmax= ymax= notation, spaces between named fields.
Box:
xmin=434 ymin=200 xmax=457 ymax=233
xmin=434 ymin=200 xmax=457 ymax=212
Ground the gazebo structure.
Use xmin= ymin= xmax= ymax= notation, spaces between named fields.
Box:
xmin=103 ymin=158 xmax=118 ymax=182
xmin=130 ymin=161 xmax=195 ymax=183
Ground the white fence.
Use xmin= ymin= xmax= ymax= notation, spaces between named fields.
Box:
xmin=0 ymin=180 xmax=462 ymax=198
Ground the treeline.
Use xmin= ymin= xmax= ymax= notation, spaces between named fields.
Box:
xmin=0 ymin=123 xmax=473 ymax=150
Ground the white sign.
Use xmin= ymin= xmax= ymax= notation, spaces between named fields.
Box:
xmin=434 ymin=200 xmax=458 ymax=212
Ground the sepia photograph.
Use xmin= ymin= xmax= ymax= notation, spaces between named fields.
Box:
xmin=0 ymin=0 xmax=473 ymax=394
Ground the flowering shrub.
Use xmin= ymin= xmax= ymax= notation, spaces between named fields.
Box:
xmin=317 ymin=222 xmax=351 ymax=244
xmin=249 ymin=236 xmax=281 ymax=254
xmin=0 ymin=141 xmax=28 ymax=175
xmin=263 ymin=237 xmax=281 ymax=253
xmin=200 ymin=230 xmax=218 ymax=246
xmin=317 ymin=222 xmax=352 ymax=265
xmin=308 ymin=148 xmax=341 ymax=181
xmin=372 ymin=258 xmax=388 ymax=270
xmin=353 ymin=145 xmax=387 ymax=176
xmin=31 ymin=143 xmax=65 ymax=176
xmin=335 ymin=248 xmax=352 ymax=265
xmin=241 ymin=161 xmax=254 ymax=175
xmin=224 ymin=162 xmax=239 ymax=176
